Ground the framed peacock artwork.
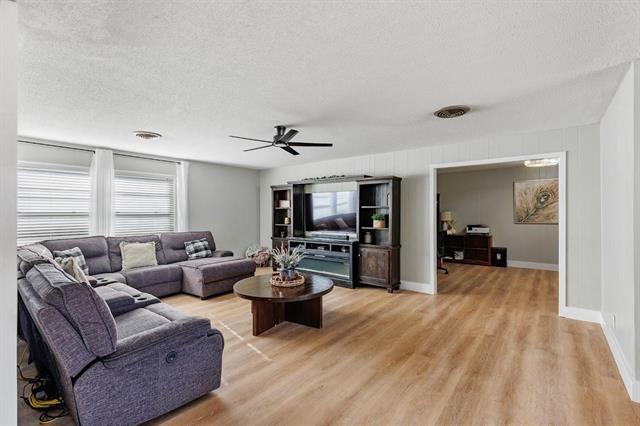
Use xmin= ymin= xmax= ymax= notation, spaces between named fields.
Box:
xmin=513 ymin=178 xmax=559 ymax=224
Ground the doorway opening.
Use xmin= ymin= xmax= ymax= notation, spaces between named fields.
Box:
xmin=429 ymin=152 xmax=567 ymax=316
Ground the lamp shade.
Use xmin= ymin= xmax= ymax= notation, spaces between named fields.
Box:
xmin=441 ymin=211 xmax=452 ymax=221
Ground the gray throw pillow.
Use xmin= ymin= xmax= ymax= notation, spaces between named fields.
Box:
xmin=184 ymin=238 xmax=212 ymax=260
xmin=53 ymin=247 xmax=89 ymax=275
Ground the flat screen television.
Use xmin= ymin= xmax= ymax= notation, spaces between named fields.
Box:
xmin=305 ymin=191 xmax=357 ymax=234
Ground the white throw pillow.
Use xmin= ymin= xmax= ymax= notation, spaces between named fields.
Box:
xmin=120 ymin=241 xmax=158 ymax=271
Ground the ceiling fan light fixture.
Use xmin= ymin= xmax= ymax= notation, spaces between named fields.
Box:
xmin=524 ymin=158 xmax=559 ymax=168
xmin=229 ymin=126 xmax=333 ymax=156
xmin=434 ymin=105 xmax=470 ymax=119
xmin=133 ymin=130 xmax=162 ymax=140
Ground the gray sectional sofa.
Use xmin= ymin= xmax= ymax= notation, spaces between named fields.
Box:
xmin=39 ymin=231 xmax=254 ymax=299
xmin=17 ymin=231 xmax=256 ymax=425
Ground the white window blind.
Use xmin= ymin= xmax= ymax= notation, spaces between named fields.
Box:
xmin=17 ymin=165 xmax=91 ymax=245
xmin=113 ymin=173 xmax=176 ymax=236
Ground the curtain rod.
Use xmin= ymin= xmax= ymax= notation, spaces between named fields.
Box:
xmin=18 ymin=139 xmax=180 ymax=164
xmin=114 ymin=152 xmax=179 ymax=164
xmin=18 ymin=139 xmax=95 ymax=153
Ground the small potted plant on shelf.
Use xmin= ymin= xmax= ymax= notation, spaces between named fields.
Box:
xmin=371 ymin=213 xmax=386 ymax=229
xmin=270 ymin=246 xmax=304 ymax=281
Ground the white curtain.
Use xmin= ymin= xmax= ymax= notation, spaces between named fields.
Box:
xmin=176 ymin=161 xmax=189 ymax=232
xmin=90 ymin=149 xmax=114 ymax=236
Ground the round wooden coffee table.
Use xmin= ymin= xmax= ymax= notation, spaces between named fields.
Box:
xmin=234 ymin=273 xmax=334 ymax=336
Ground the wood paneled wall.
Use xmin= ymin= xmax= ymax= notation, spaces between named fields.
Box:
xmin=260 ymin=123 xmax=601 ymax=310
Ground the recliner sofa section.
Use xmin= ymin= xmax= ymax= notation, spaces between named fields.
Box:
xmin=17 ymin=259 xmax=223 ymax=425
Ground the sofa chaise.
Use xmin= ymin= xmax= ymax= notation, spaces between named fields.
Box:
xmin=16 ymin=231 xmax=256 ymax=425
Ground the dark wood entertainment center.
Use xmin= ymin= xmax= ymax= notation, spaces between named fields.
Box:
xmin=270 ymin=176 xmax=401 ymax=292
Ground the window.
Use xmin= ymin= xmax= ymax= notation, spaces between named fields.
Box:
xmin=17 ymin=164 xmax=91 ymax=245
xmin=113 ymin=172 xmax=176 ymax=236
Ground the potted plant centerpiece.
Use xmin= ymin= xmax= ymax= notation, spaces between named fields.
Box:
xmin=372 ymin=213 xmax=386 ymax=229
xmin=270 ymin=246 xmax=304 ymax=281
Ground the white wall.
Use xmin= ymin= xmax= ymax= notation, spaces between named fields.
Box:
xmin=18 ymin=141 xmax=93 ymax=167
xmin=0 ymin=0 xmax=17 ymax=422
xmin=113 ymin=153 xmax=175 ymax=175
xmin=438 ymin=165 xmax=559 ymax=265
xmin=635 ymin=58 xmax=640 ymax=388
xmin=260 ymin=123 xmax=601 ymax=310
xmin=188 ymin=161 xmax=260 ymax=257
xmin=600 ymin=61 xmax=638 ymax=395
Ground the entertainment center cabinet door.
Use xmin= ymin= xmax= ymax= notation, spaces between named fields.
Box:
xmin=359 ymin=246 xmax=391 ymax=287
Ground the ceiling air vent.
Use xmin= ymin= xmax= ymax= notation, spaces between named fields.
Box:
xmin=133 ymin=130 xmax=162 ymax=140
xmin=434 ymin=105 xmax=470 ymax=119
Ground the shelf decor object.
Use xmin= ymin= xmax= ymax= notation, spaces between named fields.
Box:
xmin=372 ymin=213 xmax=386 ymax=229
xmin=364 ymin=231 xmax=373 ymax=244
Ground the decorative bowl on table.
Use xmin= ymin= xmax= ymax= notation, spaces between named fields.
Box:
xmin=270 ymin=271 xmax=305 ymax=287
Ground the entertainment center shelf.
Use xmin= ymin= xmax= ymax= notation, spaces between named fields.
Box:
xmin=270 ymin=175 xmax=401 ymax=292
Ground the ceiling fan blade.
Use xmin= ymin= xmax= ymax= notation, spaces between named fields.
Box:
xmin=229 ymin=135 xmax=273 ymax=144
xmin=243 ymin=145 xmax=273 ymax=152
xmin=281 ymin=146 xmax=300 ymax=156
xmin=277 ymin=129 xmax=299 ymax=144
xmin=287 ymin=142 xmax=333 ymax=147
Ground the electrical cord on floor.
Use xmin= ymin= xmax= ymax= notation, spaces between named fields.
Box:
xmin=18 ymin=346 xmax=69 ymax=424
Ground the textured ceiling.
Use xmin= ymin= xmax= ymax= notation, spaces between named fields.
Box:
xmin=18 ymin=1 xmax=640 ymax=169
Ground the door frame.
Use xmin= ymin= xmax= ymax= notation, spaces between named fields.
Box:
xmin=428 ymin=151 xmax=567 ymax=315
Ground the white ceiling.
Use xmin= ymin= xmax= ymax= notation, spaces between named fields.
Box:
xmin=18 ymin=1 xmax=640 ymax=169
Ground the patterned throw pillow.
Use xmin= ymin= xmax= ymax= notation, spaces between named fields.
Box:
xmin=184 ymin=238 xmax=212 ymax=260
xmin=55 ymin=256 xmax=90 ymax=284
xmin=53 ymin=247 xmax=89 ymax=275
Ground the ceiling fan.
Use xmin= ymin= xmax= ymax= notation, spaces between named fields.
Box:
xmin=229 ymin=125 xmax=333 ymax=156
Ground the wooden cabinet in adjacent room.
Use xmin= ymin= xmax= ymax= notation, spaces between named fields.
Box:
xmin=443 ymin=233 xmax=492 ymax=266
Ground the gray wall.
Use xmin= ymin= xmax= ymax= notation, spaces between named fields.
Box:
xmin=188 ymin=161 xmax=260 ymax=257
xmin=260 ymin=123 xmax=601 ymax=310
xmin=17 ymin=143 xmax=260 ymax=258
xmin=437 ymin=165 xmax=558 ymax=265
xmin=0 ymin=0 xmax=17 ymax=421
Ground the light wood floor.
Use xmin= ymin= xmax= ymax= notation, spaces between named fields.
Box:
xmin=19 ymin=265 xmax=640 ymax=425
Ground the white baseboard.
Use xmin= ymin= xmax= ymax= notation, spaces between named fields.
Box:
xmin=600 ymin=321 xmax=640 ymax=402
xmin=400 ymin=280 xmax=434 ymax=295
xmin=555 ymin=307 xmax=640 ymax=402
xmin=559 ymin=306 xmax=603 ymax=323
xmin=507 ymin=260 xmax=559 ymax=271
